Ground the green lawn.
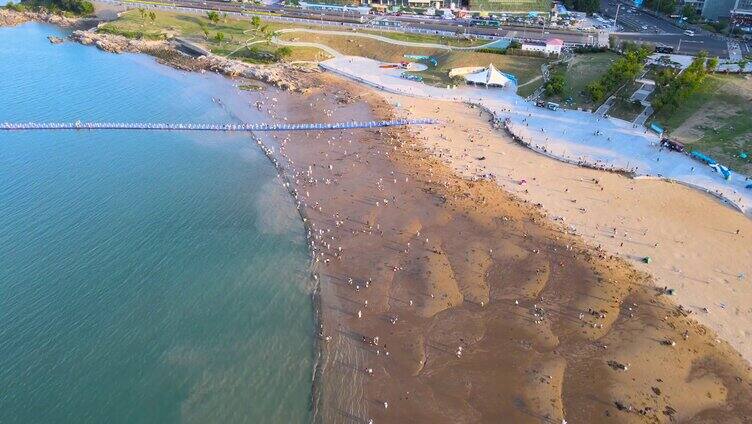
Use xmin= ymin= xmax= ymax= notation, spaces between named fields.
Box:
xmin=608 ymin=97 xmax=643 ymax=121
xmin=653 ymin=74 xmax=752 ymax=174
xmin=361 ymin=30 xmax=488 ymax=47
xmin=278 ymin=31 xmax=546 ymax=86
xmin=98 ymin=10 xmax=327 ymax=62
xmin=542 ymin=51 xmax=621 ymax=111
xmin=100 ymin=10 xmax=500 ymax=64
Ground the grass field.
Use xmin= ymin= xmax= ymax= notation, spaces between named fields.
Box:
xmin=653 ymin=74 xmax=752 ymax=174
xmin=99 ymin=10 xmax=504 ymax=65
xmin=277 ymin=31 xmax=546 ymax=86
xmin=98 ymin=10 xmax=327 ymax=62
xmin=360 ymin=30 xmax=488 ymax=48
xmin=542 ymin=52 xmax=621 ymax=111
xmin=608 ymin=97 xmax=643 ymax=121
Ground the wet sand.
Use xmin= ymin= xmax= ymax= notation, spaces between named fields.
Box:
xmin=249 ymin=75 xmax=752 ymax=423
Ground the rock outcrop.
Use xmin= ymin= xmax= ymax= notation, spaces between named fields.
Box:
xmin=0 ymin=8 xmax=79 ymax=28
xmin=70 ymin=30 xmax=319 ymax=92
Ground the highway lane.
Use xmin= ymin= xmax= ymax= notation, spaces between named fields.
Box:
xmin=599 ymin=0 xmax=731 ymax=57
xmin=613 ymin=32 xmax=729 ymax=56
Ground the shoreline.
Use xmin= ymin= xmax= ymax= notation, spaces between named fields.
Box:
xmin=14 ymin=15 xmax=749 ymax=422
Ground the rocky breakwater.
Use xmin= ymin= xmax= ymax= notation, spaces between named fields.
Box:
xmin=70 ymin=30 xmax=319 ymax=92
xmin=70 ymin=29 xmax=163 ymax=53
xmin=0 ymin=8 xmax=79 ymax=27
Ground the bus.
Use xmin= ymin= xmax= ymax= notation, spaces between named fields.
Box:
xmin=470 ymin=19 xmax=501 ymax=28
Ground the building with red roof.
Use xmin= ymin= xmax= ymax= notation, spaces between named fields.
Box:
xmin=521 ymin=38 xmax=564 ymax=56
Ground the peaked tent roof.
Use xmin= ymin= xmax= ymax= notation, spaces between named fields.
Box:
xmin=463 ymin=64 xmax=511 ymax=87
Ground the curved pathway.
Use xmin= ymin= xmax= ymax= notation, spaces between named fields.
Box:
xmin=271 ymin=35 xmax=342 ymax=58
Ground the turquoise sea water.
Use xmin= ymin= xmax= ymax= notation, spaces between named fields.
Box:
xmin=0 ymin=23 xmax=313 ymax=423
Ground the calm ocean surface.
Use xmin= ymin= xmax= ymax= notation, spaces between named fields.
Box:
xmin=0 ymin=23 xmax=313 ymax=423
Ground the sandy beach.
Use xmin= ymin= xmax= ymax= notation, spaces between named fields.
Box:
xmin=247 ymin=73 xmax=752 ymax=423
xmin=385 ymin=95 xmax=752 ymax=365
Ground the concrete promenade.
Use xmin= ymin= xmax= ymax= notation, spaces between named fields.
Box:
xmin=320 ymin=55 xmax=752 ymax=216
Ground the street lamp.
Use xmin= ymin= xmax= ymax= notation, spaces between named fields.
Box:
xmin=613 ymin=3 xmax=620 ymax=31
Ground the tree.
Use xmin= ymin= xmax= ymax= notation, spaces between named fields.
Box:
xmin=55 ymin=0 xmax=93 ymax=15
xmin=544 ymin=72 xmax=566 ymax=97
xmin=652 ymin=53 xmax=712 ymax=112
xmin=706 ymin=56 xmax=718 ymax=73
xmin=251 ymin=15 xmax=261 ymax=29
xmin=738 ymin=59 xmax=749 ymax=73
xmin=586 ymin=81 xmax=606 ymax=103
xmin=214 ymin=31 xmax=225 ymax=44
xmin=138 ymin=7 xmax=145 ymax=19
xmin=207 ymin=11 xmax=220 ymax=24
xmin=275 ymin=46 xmax=292 ymax=60
xmin=682 ymin=4 xmax=699 ymax=22
xmin=574 ymin=0 xmax=599 ymax=15
xmin=644 ymin=0 xmax=676 ymax=14
xmin=5 ymin=1 xmax=26 ymax=11
xmin=148 ymin=11 xmax=156 ymax=23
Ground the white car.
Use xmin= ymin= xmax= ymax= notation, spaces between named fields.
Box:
xmin=684 ymin=29 xmax=695 ymax=36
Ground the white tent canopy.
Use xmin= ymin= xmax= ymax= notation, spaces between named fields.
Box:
xmin=463 ymin=64 xmax=511 ymax=87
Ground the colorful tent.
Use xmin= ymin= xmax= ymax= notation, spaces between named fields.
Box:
xmin=463 ymin=64 xmax=511 ymax=87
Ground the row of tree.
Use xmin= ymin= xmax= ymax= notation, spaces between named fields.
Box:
xmin=18 ymin=0 xmax=93 ymax=15
xmin=585 ymin=45 xmax=653 ymax=103
xmin=641 ymin=0 xmax=677 ymax=15
xmin=561 ymin=0 xmax=600 ymax=15
xmin=651 ymin=52 xmax=717 ymax=112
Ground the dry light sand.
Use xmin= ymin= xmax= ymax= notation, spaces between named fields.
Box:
xmin=385 ymin=93 xmax=752 ymax=365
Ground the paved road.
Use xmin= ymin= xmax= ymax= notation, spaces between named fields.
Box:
xmin=599 ymin=0 xmax=732 ymax=57
xmin=600 ymin=0 xmax=679 ymax=34
xmin=615 ymin=32 xmax=729 ymax=56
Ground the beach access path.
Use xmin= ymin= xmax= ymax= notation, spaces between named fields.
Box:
xmin=320 ymin=55 xmax=752 ymax=217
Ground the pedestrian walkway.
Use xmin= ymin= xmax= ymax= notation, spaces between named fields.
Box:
xmin=320 ymin=55 xmax=752 ymax=216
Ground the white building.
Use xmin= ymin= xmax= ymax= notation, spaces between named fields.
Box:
xmin=521 ymin=38 xmax=564 ymax=56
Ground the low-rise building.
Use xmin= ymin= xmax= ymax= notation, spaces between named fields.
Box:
xmin=521 ymin=38 xmax=564 ymax=55
xmin=700 ymin=0 xmax=737 ymax=19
